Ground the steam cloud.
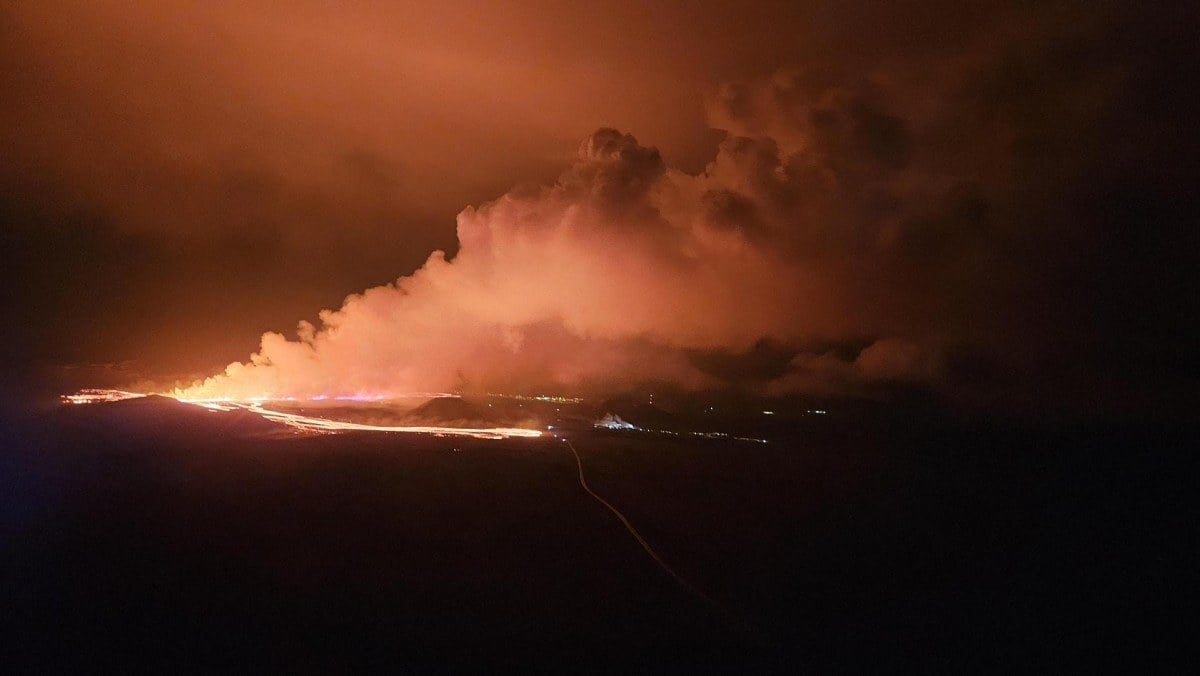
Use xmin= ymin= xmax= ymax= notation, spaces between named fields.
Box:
xmin=178 ymin=50 xmax=1139 ymax=402
xmin=0 ymin=3 xmax=1186 ymax=415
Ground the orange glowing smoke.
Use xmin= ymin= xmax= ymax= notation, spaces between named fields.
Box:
xmin=72 ymin=108 xmax=957 ymax=404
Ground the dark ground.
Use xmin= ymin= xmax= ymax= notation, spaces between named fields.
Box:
xmin=0 ymin=397 xmax=1192 ymax=673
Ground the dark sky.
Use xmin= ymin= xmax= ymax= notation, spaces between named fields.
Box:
xmin=2 ymin=1 xmax=1196 ymax=416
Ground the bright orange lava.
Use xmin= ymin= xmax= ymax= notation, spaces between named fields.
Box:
xmin=62 ymin=389 xmax=543 ymax=440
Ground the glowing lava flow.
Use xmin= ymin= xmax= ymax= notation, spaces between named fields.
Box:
xmin=194 ymin=401 xmax=543 ymax=439
xmin=62 ymin=389 xmax=148 ymax=404
xmin=62 ymin=389 xmax=543 ymax=440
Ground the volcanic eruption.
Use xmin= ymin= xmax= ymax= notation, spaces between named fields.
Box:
xmin=168 ymin=68 xmax=1010 ymax=404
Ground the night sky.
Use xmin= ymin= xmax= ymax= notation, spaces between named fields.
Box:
xmin=2 ymin=4 xmax=1197 ymax=671
xmin=2 ymin=1 xmax=1196 ymax=418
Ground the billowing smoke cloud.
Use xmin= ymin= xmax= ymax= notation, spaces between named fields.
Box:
xmin=0 ymin=3 xmax=1190 ymax=416
xmin=178 ymin=8 xmax=1195 ymax=411
xmin=178 ymin=67 xmax=987 ymax=400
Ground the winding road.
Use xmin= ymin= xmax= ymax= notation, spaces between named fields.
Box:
xmin=561 ymin=437 xmax=765 ymax=642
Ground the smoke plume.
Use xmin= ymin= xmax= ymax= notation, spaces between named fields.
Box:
xmin=177 ymin=9 xmax=1194 ymax=410
xmin=176 ymin=66 xmax=970 ymax=401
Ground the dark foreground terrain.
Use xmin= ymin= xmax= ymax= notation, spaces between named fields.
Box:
xmin=1 ymin=397 xmax=1191 ymax=672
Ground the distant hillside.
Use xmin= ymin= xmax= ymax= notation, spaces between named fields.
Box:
xmin=60 ymin=395 xmax=289 ymax=439
xmin=402 ymin=397 xmax=531 ymax=428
